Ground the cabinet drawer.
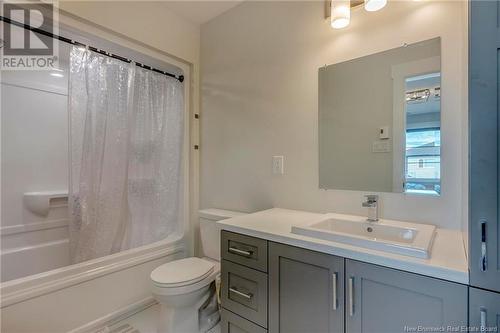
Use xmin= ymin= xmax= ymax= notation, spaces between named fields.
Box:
xmin=222 ymin=231 xmax=268 ymax=272
xmin=221 ymin=309 xmax=267 ymax=333
xmin=221 ymin=260 xmax=268 ymax=328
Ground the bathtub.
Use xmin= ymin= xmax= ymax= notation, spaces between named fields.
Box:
xmin=0 ymin=234 xmax=186 ymax=332
xmin=0 ymin=219 xmax=70 ymax=282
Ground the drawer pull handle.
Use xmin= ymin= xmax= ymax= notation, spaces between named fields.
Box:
xmin=228 ymin=247 xmax=253 ymax=257
xmin=229 ymin=287 xmax=253 ymax=300
xmin=332 ymin=272 xmax=338 ymax=310
xmin=348 ymin=277 xmax=354 ymax=317
xmin=480 ymin=308 xmax=487 ymax=330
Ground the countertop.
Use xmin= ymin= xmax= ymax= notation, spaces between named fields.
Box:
xmin=217 ymin=208 xmax=469 ymax=284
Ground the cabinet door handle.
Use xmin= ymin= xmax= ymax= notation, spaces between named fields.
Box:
xmin=480 ymin=220 xmax=487 ymax=272
xmin=480 ymin=308 xmax=487 ymax=330
xmin=332 ymin=272 xmax=338 ymax=310
xmin=229 ymin=287 xmax=253 ymax=300
xmin=228 ymin=247 xmax=253 ymax=257
xmin=348 ymin=277 xmax=354 ymax=316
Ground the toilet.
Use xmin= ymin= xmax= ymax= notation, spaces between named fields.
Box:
xmin=150 ymin=209 xmax=245 ymax=333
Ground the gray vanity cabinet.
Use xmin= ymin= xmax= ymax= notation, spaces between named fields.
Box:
xmin=469 ymin=287 xmax=500 ymax=330
xmin=469 ymin=0 xmax=500 ymax=293
xmin=268 ymin=242 xmax=345 ymax=333
xmin=223 ymin=232 xmax=469 ymax=333
xmin=345 ymin=259 xmax=468 ymax=333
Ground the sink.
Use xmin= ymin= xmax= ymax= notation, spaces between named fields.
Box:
xmin=291 ymin=215 xmax=436 ymax=259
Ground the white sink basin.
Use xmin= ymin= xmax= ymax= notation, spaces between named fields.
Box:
xmin=291 ymin=214 xmax=436 ymax=259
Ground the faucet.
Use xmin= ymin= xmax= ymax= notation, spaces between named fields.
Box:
xmin=362 ymin=195 xmax=379 ymax=222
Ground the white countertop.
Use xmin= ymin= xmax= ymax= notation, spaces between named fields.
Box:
xmin=217 ymin=208 xmax=469 ymax=284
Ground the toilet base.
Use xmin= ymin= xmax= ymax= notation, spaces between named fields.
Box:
xmin=156 ymin=286 xmax=212 ymax=333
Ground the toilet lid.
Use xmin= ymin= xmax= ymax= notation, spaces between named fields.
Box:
xmin=151 ymin=257 xmax=215 ymax=288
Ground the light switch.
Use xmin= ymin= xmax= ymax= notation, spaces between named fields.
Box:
xmin=272 ymin=156 xmax=284 ymax=175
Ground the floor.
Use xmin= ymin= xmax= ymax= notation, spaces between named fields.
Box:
xmin=108 ymin=304 xmax=159 ymax=333
xmin=109 ymin=304 xmax=221 ymax=333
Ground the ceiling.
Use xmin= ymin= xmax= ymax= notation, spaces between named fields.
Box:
xmin=160 ymin=1 xmax=244 ymax=25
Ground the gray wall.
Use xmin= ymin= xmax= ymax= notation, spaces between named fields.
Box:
xmin=200 ymin=1 xmax=468 ymax=229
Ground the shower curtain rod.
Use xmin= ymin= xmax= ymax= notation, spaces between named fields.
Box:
xmin=0 ymin=16 xmax=184 ymax=82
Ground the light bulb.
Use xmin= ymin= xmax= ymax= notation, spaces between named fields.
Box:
xmin=364 ymin=0 xmax=387 ymax=12
xmin=331 ymin=0 xmax=350 ymax=29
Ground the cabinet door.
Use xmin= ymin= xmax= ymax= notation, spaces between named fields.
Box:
xmin=469 ymin=287 xmax=500 ymax=331
xmin=346 ymin=259 xmax=467 ymax=333
xmin=469 ymin=0 xmax=500 ymax=292
xmin=269 ymin=242 xmax=344 ymax=333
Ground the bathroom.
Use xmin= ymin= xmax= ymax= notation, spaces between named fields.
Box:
xmin=0 ymin=0 xmax=498 ymax=332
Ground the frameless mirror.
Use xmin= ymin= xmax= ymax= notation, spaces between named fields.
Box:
xmin=319 ymin=38 xmax=441 ymax=195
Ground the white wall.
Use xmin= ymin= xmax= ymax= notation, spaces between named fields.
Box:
xmin=200 ymin=1 xmax=468 ymax=230
xmin=59 ymin=1 xmax=200 ymax=65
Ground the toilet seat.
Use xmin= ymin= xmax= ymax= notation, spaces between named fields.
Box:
xmin=151 ymin=257 xmax=215 ymax=288
xmin=151 ymin=257 xmax=220 ymax=296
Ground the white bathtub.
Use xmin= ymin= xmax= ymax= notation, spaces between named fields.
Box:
xmin=0 ymin=234 xmax=186 ymax=333
xmin=0 ymin=219 xmax=70 ymax=282
xmin=1 ymin=239 xmax=70 ymax=282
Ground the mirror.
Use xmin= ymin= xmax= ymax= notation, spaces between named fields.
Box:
xmin=319 ymin=38 xmax=441 ymax=195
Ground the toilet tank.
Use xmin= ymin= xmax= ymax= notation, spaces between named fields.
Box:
xmin=199 ymin=208 xmax=246 ymax=261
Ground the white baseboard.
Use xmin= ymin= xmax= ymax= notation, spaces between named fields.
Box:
xmin=68 ymin=297 xmax=158 ymax=333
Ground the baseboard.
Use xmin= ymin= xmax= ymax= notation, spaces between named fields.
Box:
xmin=68 ymin=297 xmax=158 ymax=333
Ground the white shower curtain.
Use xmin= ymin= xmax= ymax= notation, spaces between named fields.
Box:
xmin=68 ymin=46 xmax=184 ymax=263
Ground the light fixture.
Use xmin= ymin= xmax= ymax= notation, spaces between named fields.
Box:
xmin=331 ymin=0 xmax=351 ymax=29
xmin=364 ymin=0 xmax=387 ymax=12
xmin=326 ymin=0 xmax=388 ymax=29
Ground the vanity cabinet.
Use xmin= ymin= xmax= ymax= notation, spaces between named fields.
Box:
xmin=221 ymin=232 xmax=468 ymax=333
xmin=345 ymin=259 xmax=468 ymax=333
xmin=469 ymin=0 xmax=500 ymax=293
xmin=468 ymin=3 xmax=500 ymax=330
xmin=268 ymin=242 xmax=345 ymax=333
xmin=469 ymin=287 xmax=500 ymax=330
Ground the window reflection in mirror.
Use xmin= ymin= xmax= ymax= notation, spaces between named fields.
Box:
xmin=404 ymin=73 xmax=441 ymax=195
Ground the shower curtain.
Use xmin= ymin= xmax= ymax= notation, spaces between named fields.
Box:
xmin=68 ymin=46 xmax=184 ymax=263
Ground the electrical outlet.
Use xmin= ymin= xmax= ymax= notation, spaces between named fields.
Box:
xmin=272 ymin=156 xmax=284 ymax=175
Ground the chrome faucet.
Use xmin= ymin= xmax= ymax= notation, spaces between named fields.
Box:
xmin=362 ymin=195 xmax=379 ymax=222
